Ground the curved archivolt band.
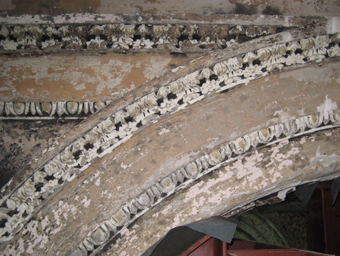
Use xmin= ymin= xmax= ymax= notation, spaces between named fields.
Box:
xmin=0 ymin=32 xmax=340 ymax=246
xmin=71 ymin=108 xmax=340 ymax=256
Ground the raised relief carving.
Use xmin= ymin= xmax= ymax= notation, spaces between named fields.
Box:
xmin=0 ymin=101 xmax=110 ymax=119
xmin=71 ymin=108 xmax=340 ymax=256
xmin=0 ymin=22 xmax=283 ymax=53
xmin=1 ymin=34 xmax=340 ymax=251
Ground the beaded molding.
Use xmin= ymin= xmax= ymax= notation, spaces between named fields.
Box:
xmin=70 ymin=108 xmax=340 ymax=256
xmin=1 ymin=33 xmax=340 ymax=247
xmin=0 ymin=101 xmax=110 ymax=120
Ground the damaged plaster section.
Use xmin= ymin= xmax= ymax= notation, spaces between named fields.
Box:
xmin=3 ymin=108 xmax=340 ymax=256
xmin=1 ymin=33 xmax=340 ymax=248
xmin=3 ymin=200 xmax=79 ymax=255
xmin=0 ymin=120 xmax=81 ymax=189
xmin=102 ymin=125 xmax=340 ymax=256
xmin=0 ymin=54 xmax=189 ymax=103
xmin=64 ymin=107 xmax=340 ymax=256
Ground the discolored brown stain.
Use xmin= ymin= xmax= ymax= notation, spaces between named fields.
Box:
xmin=59 ymin=0 xmax=100 ymax=13
xmin=1 ymin=0 xmax=339 ymax=16
xmin=233 ymin=3 xmax=257 ymax=15
xmin=0 ymin=119 xmax=81 ymax=189
xmin=0 ymin=53 xmax=200 ymax=102
xmin=262 ymin=6 xmax=282 ymax=15
xmin=9 ymin=0 xmax=100 ymax=15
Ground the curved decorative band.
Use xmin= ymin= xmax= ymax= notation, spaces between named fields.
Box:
xmin=0 ymin=33 xmax=339 ymax=247
xmin=0 ymin=23 xmax=280 ymax=52
xmin=71 ymin=108 xmax=340 ymax=256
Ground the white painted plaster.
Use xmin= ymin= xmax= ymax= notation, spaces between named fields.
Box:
xmin=81 ymin=196 xmax=91 ymax=208
xmin=327 ymin=17 xmax=340 ymax=34
xmin=317 ymin=96 xmax=338 ymax=120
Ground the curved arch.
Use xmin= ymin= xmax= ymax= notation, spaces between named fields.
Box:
xmin=100 ymin=127 xmax=340 ymax=256
xmin=1 ymin=31 xmax=340 ymax=255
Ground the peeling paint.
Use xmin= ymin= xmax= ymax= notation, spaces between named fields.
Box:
xmin=103 ymin=128 xmax=340 ymax=256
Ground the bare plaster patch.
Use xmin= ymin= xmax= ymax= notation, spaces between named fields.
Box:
xmin=235 ymin=151 xmax=264 ymax=179
xmin=81 ymin=196 xmax=91 ymax=208
xmin=19 ymin=220 xmax=49 ymax=253
xmin=273 ymin=110 xmax=296 ymax=123
xmin=50 ymin=201 xmax=78 ymax=235
xmin=280 ymin=64 xmax=334 ymax=84
xmin=327 ymin=17 xmax=340 ymax=34
xmin=74 ymin=84 xmax=86 ymax=90
xmin=183 ymin=167 xmax=234 ymax=204
xmin=158 ymin=128 xmax=170 ymax=135
xmin=143 ymin=56 xmax=172 ymax=80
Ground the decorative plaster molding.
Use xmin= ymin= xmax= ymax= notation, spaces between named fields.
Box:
xmin=71 ymin=108 xmax=340 ymax=256
xmin=0 ymin=23 xmax=278 ymax=52
xmin=0 ymin=101 xmax=111 ymax=120
xmin=1 ymin=33 xmax=340 ymax=248
xmin=0 ymin=14 xmax=330 ymax=53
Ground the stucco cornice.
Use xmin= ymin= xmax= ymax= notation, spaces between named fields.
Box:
xmin=0 ymin=14 xmax=336 ymax=54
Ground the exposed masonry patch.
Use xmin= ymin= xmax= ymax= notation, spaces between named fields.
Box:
xmin=0 ymin=23 xmax=279 ymax=53
xmin=0 ymin=101 xmax=111 ymax=120
xmin=0 ymin=33 xmax=340 ymax=247
xmin=68 ymin=108 xmax=340 ymax=256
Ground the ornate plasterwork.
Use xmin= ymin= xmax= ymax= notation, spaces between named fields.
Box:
xmin=71 ymin=108 xmax=340 ymax=256
xmin=0 ymin=101 xmax=110 ymax=120
xmin=0 ymin=23 xmax=277 ymax=52
xmin=1 ymin=33 xmax=340 ymax=248
xmin=0 ymin=14 xmax=329 ymax=53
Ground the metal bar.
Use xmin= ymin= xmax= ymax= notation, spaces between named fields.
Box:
xmin=180 ymin=235 xmax=212 ymax=256
xmin=321 ymin=187 xmax=329 ymax=254
xmin=227 ymin=249 xmax=330 ymax=256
